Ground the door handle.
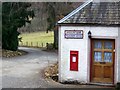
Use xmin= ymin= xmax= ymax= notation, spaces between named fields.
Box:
xmin=113 ymin=49 xmax=115 ymax=52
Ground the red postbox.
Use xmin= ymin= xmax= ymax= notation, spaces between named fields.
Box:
xmin=70 ymin=51 xmax=79 ymax=71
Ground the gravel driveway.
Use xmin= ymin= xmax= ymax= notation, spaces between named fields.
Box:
xmin=2 ymin=47 xmax=58 ymax=88
xmin=1 ymin=47 xmax=115 ymax=89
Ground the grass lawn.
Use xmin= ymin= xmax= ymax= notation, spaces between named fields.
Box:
xmin=19 ymin=31 xmax=54 ymax=47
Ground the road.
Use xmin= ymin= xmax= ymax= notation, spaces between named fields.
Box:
xmin=2 ymin=47 xmax=58 ymax=88
xmin=1 ymin=47 xmax=115 ymax=89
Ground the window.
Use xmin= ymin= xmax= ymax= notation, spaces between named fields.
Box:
xmin=94 ymin=41 xmax=102 ymax=49
xmin=94 ymin=52 xmax=102 ymax=62
xmin=104 ymin=52 xmax=112 ymax=62
xmin=93 ymin=40 xmax=114 ymax=63
xmin=104 ymin=41 xmax=112 ymax=49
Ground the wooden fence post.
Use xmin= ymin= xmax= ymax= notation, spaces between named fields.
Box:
xmin=20 ymin=42 xmax=23 ymax=46
xmin=42 ymin=43 xmax=43 ymax=47
xmin=31 ymin=42 xmax=33 ymax=47
xmin=37 ymin=42 xmax=38 ymax=47
xmin=26 ymin=42 xmax=28 ymax=46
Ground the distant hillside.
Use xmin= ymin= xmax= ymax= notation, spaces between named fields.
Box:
xmin=18 ymin=2 xmax=82 ymax=33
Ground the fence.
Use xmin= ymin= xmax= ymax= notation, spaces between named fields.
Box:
xmin=19 ymin=41 xmax=47 ymax=48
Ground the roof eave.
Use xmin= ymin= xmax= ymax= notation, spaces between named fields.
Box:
xmin=57 ymin=23 xmax=120 ymax=27
xmin=57 ymin=0 xmax=93 ymax=24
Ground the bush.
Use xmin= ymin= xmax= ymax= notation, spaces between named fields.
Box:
xmin=46 ymin=43 xmax=54 ymax=50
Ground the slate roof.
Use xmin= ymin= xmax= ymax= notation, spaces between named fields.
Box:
xmin=58 ymin=1 xmax=120 ymax=25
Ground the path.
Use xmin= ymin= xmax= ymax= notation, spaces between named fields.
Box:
xmin=2 ymin=47 xmax=58 ymax=88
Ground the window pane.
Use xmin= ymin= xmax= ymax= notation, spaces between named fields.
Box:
xmin=94 ymin=52 xmax=102 ymax=62
xmin=104 ymin=52 xmax=112 ymax=62
xmin=104 ymin=41 xmax=112 ymax=49
xmin=94 ymin=41 xmax=102 ymax=49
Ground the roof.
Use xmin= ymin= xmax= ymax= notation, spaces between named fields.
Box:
xmin=58 ymin=0 xmax=120 ymax=25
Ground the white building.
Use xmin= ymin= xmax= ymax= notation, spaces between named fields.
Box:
xmin=58 ymin=0 xmax=120 ymax=85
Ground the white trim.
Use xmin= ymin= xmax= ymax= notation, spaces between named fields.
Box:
xmin=91 ymin=36 xmax=118 ymax=39
xmin=118 ymin=29 xmax=120 ymax=82
xmin=58 ymin=0 xmax=93 ymax=24
xmin=87 ymin=37 xmax=91 ymax=83
xmin=115 ymin=38 xmax=118 ymax=84
xmin=58 ymin=26 xmax=62 ymax=82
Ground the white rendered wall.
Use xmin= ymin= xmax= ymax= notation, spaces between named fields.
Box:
xmin=58 ymin=25 xmax=119 ymax=84
xmin=118 ymin=28 xmax=120 ymax=82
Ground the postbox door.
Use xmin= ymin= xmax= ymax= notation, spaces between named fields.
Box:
xmin=70 ymin=51 xmax=78 ymax=71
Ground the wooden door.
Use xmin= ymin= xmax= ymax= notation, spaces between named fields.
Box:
xmin=91 ymin=39 xmax=115 ymax=83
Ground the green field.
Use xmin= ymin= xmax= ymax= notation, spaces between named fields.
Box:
xmin=19 ymin=31 xmax=54 ymax=47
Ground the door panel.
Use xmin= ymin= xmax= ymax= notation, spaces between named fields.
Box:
xmin=94 ymin=65 xmax=102 ymax=78
xmin=104 ymin=66 xmax=112 ymax=78
xmin=91 ymin=39 xmax=115 ymax=83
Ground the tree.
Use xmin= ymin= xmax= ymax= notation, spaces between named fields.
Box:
xmin=45 ymin=2 xmax=77 ymax=48
xmin=2 ymin=2 xmax=34 ymax=51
